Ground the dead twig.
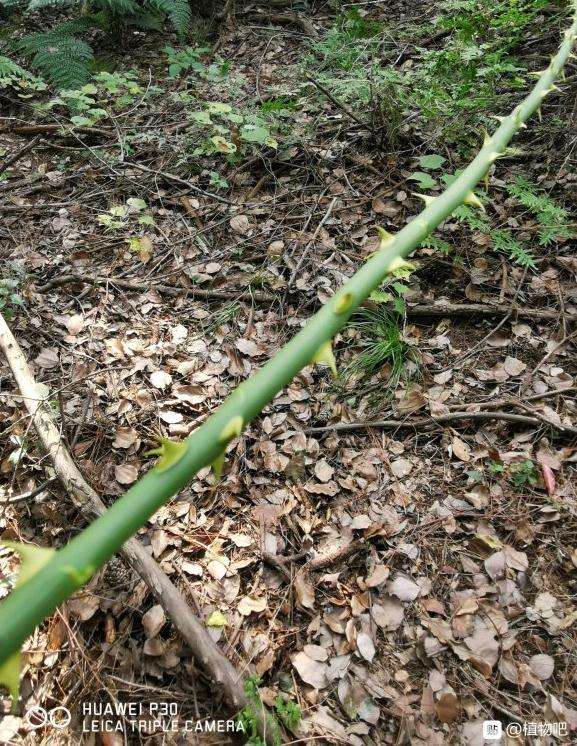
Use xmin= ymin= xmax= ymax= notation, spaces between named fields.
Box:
xmin=286 ymin=196 xmax=338 ymax=290
xmin=0 ymin=478 xmax=57 ymax=506
xmin=0 ymin=135 xmax=42 ymax=173
xmin=0 ymin=315 xmax=278 ymax=741
xmin=35 ymin=273 xmax=274 ymax=304
xmin=125 ymin=161 xmax=237 ymax=206
xmin=0 ymin=124 xmax=115 ymax=139
xmin=306 ymin=77 xmax=366 ymax=128
xmin=304 ymin=410 xmax=577 ymax=436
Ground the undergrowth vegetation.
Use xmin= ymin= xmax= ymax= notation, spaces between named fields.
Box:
xmin=308 ymin=0 xmax=571 ymax=148
xmin=0 ymin=0 xmax=192 ymax=87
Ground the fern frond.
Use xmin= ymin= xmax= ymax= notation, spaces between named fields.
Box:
xmin=147 ymin=0 xmax=191 ymax=35
xmin=15 ymin=32 xmax=93 ymax=88
xmin=0 ymin=54 xmax=33 ymax=80
xmin=491 ymin=228 xmax=536 ymax=269
xmin=92 ymin=0 xmax=141 ymax=17
xmin=506 ymin=175 xmax=575 ymax=246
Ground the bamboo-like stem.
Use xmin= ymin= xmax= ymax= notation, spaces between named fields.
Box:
xmin=0 ymin=11 xmax=576 ymax=680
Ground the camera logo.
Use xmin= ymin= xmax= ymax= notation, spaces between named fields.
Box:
xmin=482 ymin=720 xmax=503 ymax=740
xmin=24 ymin=705 xmax=72 ymax=730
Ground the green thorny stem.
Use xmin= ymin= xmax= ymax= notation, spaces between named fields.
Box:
xmin=1 ymin=10 xmax=576 ymax=703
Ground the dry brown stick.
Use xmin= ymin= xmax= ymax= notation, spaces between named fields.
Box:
xmin=33 ymin=274 xmax=577 ymax=323
xmin=447 ymin=386 xmax=577 ymax=411
xmin=35 ymin=273 xmax=275 ymax=304
xmin=304 ymin=410 xmax=577 ymax=436
xmin=0 ymin=316 xmax=272 ymax=734
xmin=307 ymin=540 xmax=365 ymax=571
xmin=0 ymin=135 xmax=42 ymax=173
xmin=247 ymin=9 xmax=318 ymax=37
xmin=125 ymin=162 xmax=236 ymax=206
xmin=0 ymin=124 xmax=115 ymax=138
xmin=306 ymin=77 xmax=366 ymax=128
xmin=403 ymin=302 xmax=574 ymax=322
xmin=286 ymin=196 xmax=338 ymax=289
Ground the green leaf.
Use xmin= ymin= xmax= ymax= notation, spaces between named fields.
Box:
xmin=127 ymin=197 xmax=147 ymax=211
xmin=239 ymin=124 xmax=271 ymax=144
xmin=206 ymin=610 xmax=227 ymax=627
xmin=207 ymin=102 xmax=232 ymax=114
xmin=408 ymin=172 xmax=437 ymax=189
xmin=191 ymin=111 xmax=212 ymax=124
xmin=210 ymin=136 xmax=237 ymax=154
xmin=417 ymin=154 xmax=446 ymax=170
xmin=369 ymin=290 xmax=393 ymax=304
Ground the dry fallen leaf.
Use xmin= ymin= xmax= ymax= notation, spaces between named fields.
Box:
xmin=371 ymin=595 xmax=404 ymax=630
xmin=356 ymin=632 xmax=376 ymax=663
xmin=230 ymin=214 xmax=250 ymax=234
xmin=452 ymin=436 xmax=471 ymax=462
xmin=35 ymin=348 xmax=59 ymax=369
xmin=66 ymin=314 xmax=85 ymax=335
xmin=314 ymin=459 xmax=334 ymax=482
xmin=142 ymin=604 xmax=165 ymax=638
xmin=291 ymin=651 xmax=328 ymax=689
xmin=435 ymin=692 xmax=461 ymax=724
xmin=391 ymin=458 xmax=412 ymax=478
xmin=365 ymin=564 xmax=389 ymax=588
xmin=238 ymin=596 xmax=267 ymax=616
xmin=112 ymin=427 xmax=138 ymax=449
xmin=503 ymin=356 xmax=527 ymax=376
xmin=150 ymin=370 xmax=173 ymax=390
xmin=529 ymin=653 xmax=555 ymax=680
xmin=115 ymin=463 xmax=139 ymax=484
xmin=294 ymin=569 xmax=316 ymax=610
xmin=67 ymin=592 xmax=99 ymax=621
xmin=389 ymin=574 xmax=420 ymax=601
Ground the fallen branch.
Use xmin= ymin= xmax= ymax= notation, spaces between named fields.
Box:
xmin=401 ymin=301 xmax=576 ymax=322
xmin=0 ymin=316 xmax=262 ymax=729
xmin=34 ymin=273 xmax=274 ymax=304
xmin=304 ymin=410 xmax=577 ymax=436
xmin=0 ymin=124 xmax=115 ymax=139
xmin=246 ymin=9 xmax=318 ymax=37
xmin=125 ymin=161 xmax=236 ymax=206
xmin=34 ymin=274 xmax=577 ymax=324
xmin=306 ymin=77 xmax=366 ymax=128
xmin=0 ymin=135 xmax=42 ymax=173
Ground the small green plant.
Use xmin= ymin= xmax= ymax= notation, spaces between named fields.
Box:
xmin=488 ymin=459 xmax=505 ymax=477
xmin=509 ymin=459 xmax=539 ymax=487
xmin=165 ymin=45 xmax=208 ymax=77
xmin=345 ymin=307 xmax=409 ymax=388
xmin=187 ymin=101 xmax=278 ymax=158
xmin=506 ymin=175 xmax=575 ymax=245
xmin=0 ymin=264 xmax=25 ymax=320
xmin=236 ymin=675 xmax=300 ymax=745
xmin=35 ymin=71 xmax=153 ymax=127
xmin=0 ymin=53 xmax=46 ymax=93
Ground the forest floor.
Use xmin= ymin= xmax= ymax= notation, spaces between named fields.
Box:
xmin=1 ymin=1 xmax=577 ymax=744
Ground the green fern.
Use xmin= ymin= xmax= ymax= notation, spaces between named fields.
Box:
xmin=0 ymin=54 xmax=32 ymax=80
xmin=0 ymin=53 xmax=45 ymax=89
xmin=148 ymin=0 xmax=191 ymax=35
xmin=506 ymin=175 xmax=575 ymax=246
xmin=490 ymin=228 xmax=536 ymax=269
xmin=4 ymin=0 xmax=191 ymax=89
xmin=14 ymin=31 xmax=94 ymax=88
